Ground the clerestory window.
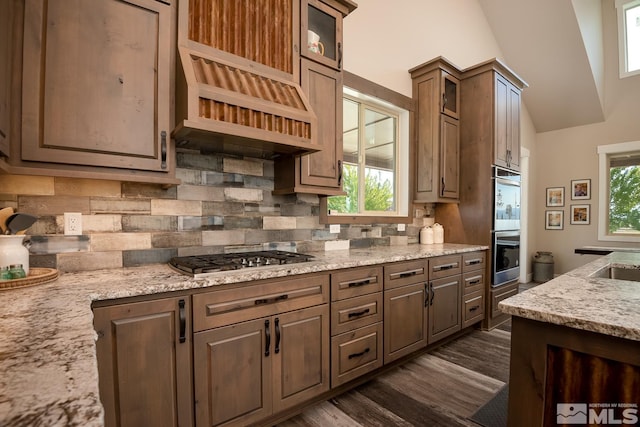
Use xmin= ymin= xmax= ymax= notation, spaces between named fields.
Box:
xmin=616 ymin=0 xmax=640 ymax=77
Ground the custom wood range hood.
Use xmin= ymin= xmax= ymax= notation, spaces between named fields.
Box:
xmin=173 ymin=0 xmax=320 ymax=159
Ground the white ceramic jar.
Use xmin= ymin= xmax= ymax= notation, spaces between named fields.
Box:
xmin=420 ymin=226 xmax=434 ymax=245
xmin=0 ymin=235 xmax=30 ymax=276
xmin=433 ymin=223 xmax=444 ymax=244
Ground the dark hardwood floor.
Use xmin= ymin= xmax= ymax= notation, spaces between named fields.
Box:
xmin=278 ymin=283 xmax=538 ymax=427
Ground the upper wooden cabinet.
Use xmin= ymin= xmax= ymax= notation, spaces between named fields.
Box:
xmin=4 ymin=0 xmax=179 ymax=184
xmin=301 ymin=0 xmax=345 ymax=70
xmin=410 ymin=57 xmax=461 ymax=203
xmin=0 ymin=0 xmax=15 ymax=158
xmin=461 ymin=59 xmax=527 ymax=172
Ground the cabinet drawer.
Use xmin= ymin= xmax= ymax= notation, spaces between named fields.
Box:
xmin=331 ymin=293 xmax=383 ymax=336
xmin=331 ymin=322 xmax=383 ymax=388
xmin=463 ymin=271 xmax=485 ymax=295
xmin=491 ymin=283 xmax=519 ymax=318
xmin=384 ymin=259 xmax=428 ymax=290
xmin=463 ymin=290 xmax=484 ymax=327
xmin=463 ymin=251 xmax=486 ymax=272
xmin=193 ymin=274 xmax=329 ymax=332
xmin=331 ymin=266 xmax=383 ymax=301
xmin=429 ymin=255 xmax=462 ymax=279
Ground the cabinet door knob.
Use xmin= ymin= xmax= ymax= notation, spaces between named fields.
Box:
xmin=338 ymin=42 xmax=343 ymax=69
xmin=178 ymin=299 xmax=186 ymax=343
xmin=274 ymin=318 xmax=281 ymax=354
xmin=337 ymin=160 xmax=343 ymax=186
xmin=265 ymin=319 xmax=271 ymax=357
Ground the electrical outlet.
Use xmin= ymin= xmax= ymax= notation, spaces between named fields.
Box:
xmin=64 ymin=213 xmax=82 ymax=235
xmin=329 ymin=224 xmax=340 ymax=234
xmin=397 ymin=223 xmax=406 ymax=231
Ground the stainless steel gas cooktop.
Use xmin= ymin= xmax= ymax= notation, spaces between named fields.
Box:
xmin=168 ymin=250 xmax=314 ymax=276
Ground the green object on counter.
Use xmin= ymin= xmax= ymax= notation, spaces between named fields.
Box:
xmin=8 ymin=264 xmax=26 ymax=279
xmin=0 ymin=266 xmax=11 ymax=280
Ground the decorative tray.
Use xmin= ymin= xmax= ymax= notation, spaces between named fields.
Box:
xmin=0 ymin=268 xmax=59 ymax=290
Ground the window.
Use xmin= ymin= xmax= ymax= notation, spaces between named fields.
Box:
xmin=598 ymin=141 xmax=640 ymax=242
xmin=323 ymin=75 xmax=410 ymax=222
xmin=616 ymin=0 xmax=640 ymax=77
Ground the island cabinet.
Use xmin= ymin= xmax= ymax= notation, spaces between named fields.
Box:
xmin=427 ymin=255 xmax=462 ymax=343
xmin=409 ymin=57 xmax=461 ymax=203
xmin=5 ymin=0 xmax=179 ymax=184
xmin=330 ymin=266 xmax=384 ymax=387
xmin=191 ymin=274 xmax=330 ymax=427
xmin=508 ymin=317 xmax=640 ymax=426
xmin=93 ymin=296 xmax=194 ymax=427
xmin=383 ymin=259 xmax=430 ymax=363
xmin=274 ymin=0 xmax=356 ymax=195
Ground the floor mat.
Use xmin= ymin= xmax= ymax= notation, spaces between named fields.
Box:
xmin=469 ymin=384 xmax=508 ymax=427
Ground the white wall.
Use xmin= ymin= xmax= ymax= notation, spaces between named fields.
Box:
xmin=343 ymin=0 xmax=538 ymax=277
xmin=534 ymin=0 xmax=640 ymax=273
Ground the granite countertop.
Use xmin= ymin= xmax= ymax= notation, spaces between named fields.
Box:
xmin=499 ymin=251 xmax=640 ymax=342
xmin=0 ymin=243 xmax=485 ymax=427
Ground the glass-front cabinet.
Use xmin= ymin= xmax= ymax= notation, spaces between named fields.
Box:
xmin=301 ymin=0 xmax=343 ymax=70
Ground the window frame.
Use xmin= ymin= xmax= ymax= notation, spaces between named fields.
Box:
xmin=616 ymin=0 xmax=640 ymax=78
xmin=320 ymin=71 xmax=413 ymax=225
xmin=597 ymin=140 xmax=640 ymax=242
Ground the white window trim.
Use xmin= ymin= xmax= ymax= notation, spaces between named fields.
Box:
xmin=329 ymin=87 xmax=409 ymax=218
xmin=597 ymin=140 xmax=640 ymax=242
xmin=615 ymin=0 xmax=640 ymax=78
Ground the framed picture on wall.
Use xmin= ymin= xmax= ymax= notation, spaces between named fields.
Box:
xmin=545 ymin=210 xmax=564 ymax=230
xmin=571 ymin=179 xmax=591 ymax=200
xmin=546 ymin=187 xmax=565 ymax=207
xmin=570 ymin=204 xmax=590 ymax=225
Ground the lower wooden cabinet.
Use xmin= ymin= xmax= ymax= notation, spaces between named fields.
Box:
xmin=193 ymin=304 xmax=330 ymax=427
xmin=427 ymin=274 xmax=461 ymax=343
xmin=383 ymin=281 xmax=428 ymax=363
xmin=93 ymin=296 xmax=194 ymax=427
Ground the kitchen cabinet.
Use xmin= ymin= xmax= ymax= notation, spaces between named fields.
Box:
xmin=461 ymin=59 xmax=526 ymax=173
xmin=410 ymin=57 xmax=461 ymax=203
xmin=274 ymin=58 xmax=344 ymax=195
xmin=192 ymin=274 xmax=330 ymax=426
xmin=330 ymin=266 xmax=383 ymax=387
xmin=93 ymin=296 xmax=193 ymax=427
xmin=0 ymin=0 xmax=16 ymax=157
xmin=274 ymin=0 xmax=355 ymax=195
xmin=427 ymin=255 xmax=462 ymax=343
xmin=10 ymin=0 xmax=178 ymax=184
xmin=461 ymin=251 xmax=486 ymax=328
xmin=383 ymin=259 xmax=429 ymax=363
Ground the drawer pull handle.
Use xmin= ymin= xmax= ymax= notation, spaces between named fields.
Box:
xmin=348 ymin=308 xmax=370 ymax=318
xmin=399 ymin=269 xmax=420 ymax=278
xmin=433 ymin=263 xmax=457 ymax=271
xmin=178 ymin=299 xmax=186 ymax=343
xmin=468 ymin=279 xmax=481 ymax=285
xmin=265 ymin=319 xmax=271 ymax=357
xmin=274 ymin=318 xmax=281 ymax=354
xmin=469 ymin=305 xmax=481 ymax=312
xmin=348 ymin=279 xmax=371 ymax=288
xmin=348 ymin=347 xmax=370 ymax=359
xmin=466 ymin=259 xmax=482 ymax=265
xmin=254 ymin=294 xmax=289 ymax=306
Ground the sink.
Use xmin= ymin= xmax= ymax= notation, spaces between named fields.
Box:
xmin=591 ymin=265 xmax=640 ymax=282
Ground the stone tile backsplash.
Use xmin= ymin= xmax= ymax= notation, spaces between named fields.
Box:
xmin=0 ymin=150 xmax=423 ymax=272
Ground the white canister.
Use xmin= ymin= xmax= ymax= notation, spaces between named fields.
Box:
xmin=433 ymin=223 xmax=444 ymax=244
xmin=0 ymin=235 xmax=30 ymax=275
xmin=420 ymin=226 xmax=434 ymax=245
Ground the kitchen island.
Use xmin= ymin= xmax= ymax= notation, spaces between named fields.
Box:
xmin=499 ymin=252 xmax=640 ymax=426
xmin=0 ymin=243 xmax=485 ymax=427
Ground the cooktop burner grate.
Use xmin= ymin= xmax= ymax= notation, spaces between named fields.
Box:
xmin=169 ymin=250 xmax=314 ymax=275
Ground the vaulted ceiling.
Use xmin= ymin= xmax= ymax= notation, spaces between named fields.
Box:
xmin=479 ymin=0 xmax=607 ymax=133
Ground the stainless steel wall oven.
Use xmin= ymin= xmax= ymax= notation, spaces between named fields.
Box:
xmin=492 ymin=230 xmax=520 ymax=287
xmin=492 ymin=166 xmax=521 ymax=286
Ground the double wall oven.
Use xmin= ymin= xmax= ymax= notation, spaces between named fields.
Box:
xmin=492 ymin=166 xmax=521 ymax=287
